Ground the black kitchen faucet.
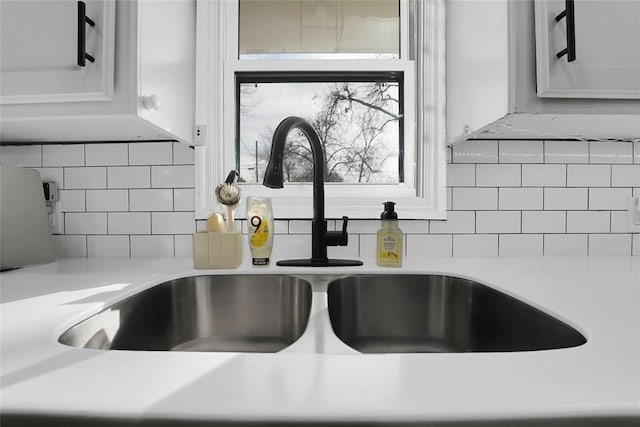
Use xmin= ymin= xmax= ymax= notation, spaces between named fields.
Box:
xmin=263 ymin=116 xmax=363 ymax=267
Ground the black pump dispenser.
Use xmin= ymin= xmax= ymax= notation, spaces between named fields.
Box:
xmin=381 ymin=201 xmax=398 ymax=220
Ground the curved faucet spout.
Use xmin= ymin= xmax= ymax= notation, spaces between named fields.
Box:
xmin=263 ymin=116 xmax=362 ymax=267
xmin=263 ymin=116 xmax=325 ymax=222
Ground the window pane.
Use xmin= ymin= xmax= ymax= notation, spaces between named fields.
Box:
xmin=237 ymin=74 xmax=403 ymax=184
xmin=239 ymin=0 xmax=399 ymax=59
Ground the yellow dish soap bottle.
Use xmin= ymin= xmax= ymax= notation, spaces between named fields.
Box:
xmin=246 ymin=196 xmax=274 ymax=266
xmin=377 ymin=201 xmax=403 ymax=267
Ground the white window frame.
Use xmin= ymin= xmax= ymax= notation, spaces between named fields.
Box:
xmin=194 ymin=0 xmax=446 ymax=220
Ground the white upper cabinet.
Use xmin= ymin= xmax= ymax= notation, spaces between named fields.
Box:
xmin=447 ymin=0 xmax=640 ymax=144
xmin=0 ymin=0 xmax=115 ymax=103
xmin=0 ymin=0 xmax=195 ymax=144
xmin=535 ymin=0 xmax=640 ymax=99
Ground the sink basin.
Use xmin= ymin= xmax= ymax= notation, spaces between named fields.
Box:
xmin=327 ymin=275 xmax=586 ymax=353
xmin=59 ymin=275 xmax=312 ymax=353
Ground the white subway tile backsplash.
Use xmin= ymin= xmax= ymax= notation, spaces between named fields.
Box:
xmin=289 ymin=220 xmax=312 ymax=234
xmin=58 ymin=190 xmax=86 ymax=212
xmin=87 ymin=235 xmax=130 ymax=257
xmin=86 ymin=143 xmax=128 ymax=166
xmin=590 ymin=141 xmax=633 ymax=164
xmin=567 ymin=165 xmax=611 ymax=187
xmin=173 ymin=142 xmax=195 ymax=165
xmin=522 ymin=211 xmax=565 ymax=234
xmin=476 ymin=211 xmax=520 ymax=234
xmin=499 ymin=140 xmax=543 ymax=163
xmin=499 ymin=188 xmax=543 ymax=210
xmin=130 ymin=189 xmax=173 ymax=211
xmin=589 ymin=234 xmax=632 ymax=256
xmin=35 ymin=168 xmax=64 ymax=187
xmin=610 ymin=211 xmax=630 ymax=233
xmin=53 ymin=235 xmax=87 ymax=257
xmin=544 ymin=188 xmax=587 ymax=210
xmin=452 ymin=188 xmax=497 ymax=210
xmin=272 ymin=234 xmax=312 ymax=260
xmin=447 ymin=164 xmax=475 ymax=187
xmin=29 ymin=138 xmax=634 ymax=259
xmin=566 ymin=211 xmax=610 ymax=233
xmin=499 ymin=234 xmax=543 ymax=256
xmin=545 ymin=141 xmax=588 ymax=164
xmin=129 ymin=142 xmax=173 ymax=165
xmin=521 ymin=164 xmax=566 ymax=187
xmin=174 ymin=235 xmax=194 ymax=257
xmin=476 ymin=164 xmax=521 ymax=187
xmin=274 ymin=220 xmax=289 ymax=234
xmin=65 ymin=213 xmax=107 ymax=234
xmin=544 ymin=234 xmax=588 ymax=256
xmin=1 ymin=145 xmax=41 ymax=167
xmin=452 ymin=140 xmax=498 ymax=164
xmin=151 ymin=165 xmax=194 ymax=188
xmin=588 ymin=188 xmax=632 ymax=210
xmin=43 ymin=144 xmax=84 ymax=167
xmin=108 ymin=212 xmax=151 ymax=234
xmin=86 ymin=189 xmax=129 ymax=212
xmin=151 ymin=212 xmax=195 ymax=234
xmin=173 ymin=189 xmax=195 ymax=211
xmin=406 ymin=234 xmax=452 ymax=257
xmin=358 ymin=234 xmax=376 ymax=258
xmin=396 ymin=220 xmax=429 ymax=234
xmin=342 ymin=219 xmax=379 ymax=234
xmin=429 ymin=211 xmax=475 ymax=234
xmin=65 ymin=167 xmax=107 ymax=189
xmin=611 ymin=165 xmax=640 ymax=187
xmin=130 ymin=235 xmax=174 ymax=257
xmin=108 ymin=166 xmax=150 ymax=189
xmin=453 ymin=234 xmax=498 ymax=257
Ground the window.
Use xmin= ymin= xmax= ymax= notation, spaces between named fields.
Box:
xmin=195 ymin=0 xmax=446 ymax=219
xmin=237 ymin=73 xmax=403 ymax=184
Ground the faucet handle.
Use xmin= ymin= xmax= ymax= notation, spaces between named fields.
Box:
xmin=340 ymin=215 xmax=349 ymax=235
xmin=326 ymin=216 xmax=349 ymax=247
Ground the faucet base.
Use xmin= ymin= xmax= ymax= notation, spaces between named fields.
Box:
xmin=276 ymin=258 xmax=363 ymax=267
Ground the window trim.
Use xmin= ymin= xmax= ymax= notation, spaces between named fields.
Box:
xmin=194 ymin=0 xmax=447 ymax=220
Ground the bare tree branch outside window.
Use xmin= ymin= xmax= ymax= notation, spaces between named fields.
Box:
xmin=238 ymin=79 xmax=401 ymax=185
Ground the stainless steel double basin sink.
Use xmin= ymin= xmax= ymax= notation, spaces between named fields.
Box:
xmin=59 ymin=274 xmax=586 ymax=354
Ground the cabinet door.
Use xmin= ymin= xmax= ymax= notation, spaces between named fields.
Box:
xmin=0 ymin=0 xmax=115 ymax=104
xmin=535 ymin=0 xmax=640 ymax=98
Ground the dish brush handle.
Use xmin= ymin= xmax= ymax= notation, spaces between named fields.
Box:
xmin=225 ymin=205 xmax=236 ymax=232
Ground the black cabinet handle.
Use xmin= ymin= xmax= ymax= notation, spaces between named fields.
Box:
xmin=555 ymin=0 xmax=576 ymax=62
xmin=77 ymin=1 xmax=96 ymax=66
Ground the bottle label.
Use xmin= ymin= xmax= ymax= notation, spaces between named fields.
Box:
xmin=379 ymin=235 xmax=400 ymax=261
xmin=252 ymin=257 xmax=269 ymax=266
xmin=250 ymin=215 xmax=269 ymax=248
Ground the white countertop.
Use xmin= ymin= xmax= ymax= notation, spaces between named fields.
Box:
xmin=1 ymin=256 xmax=639 ymax=425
